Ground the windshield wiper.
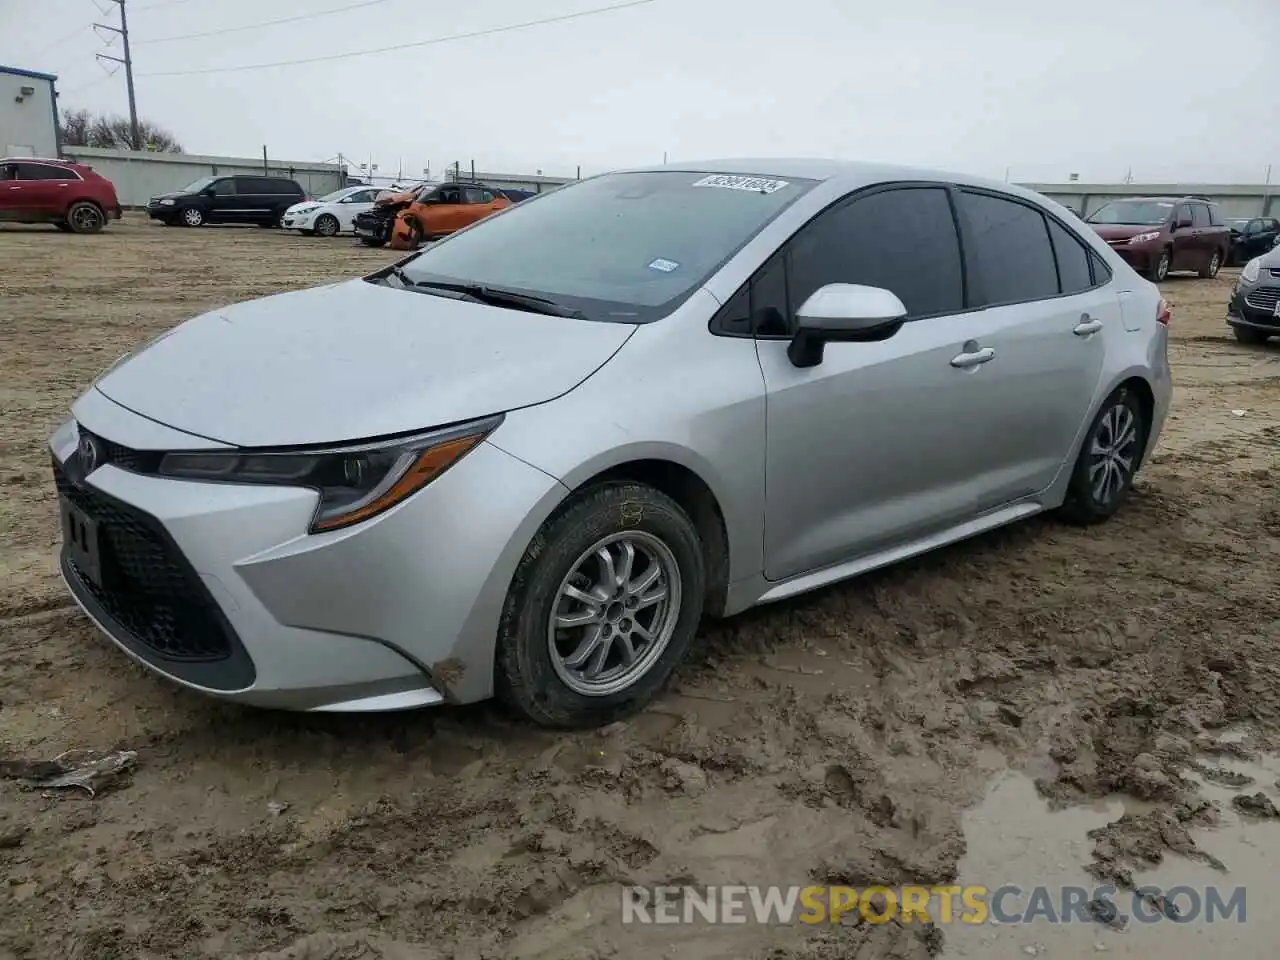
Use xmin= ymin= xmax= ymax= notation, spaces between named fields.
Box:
xmin=409 ymin=280 xmax=585 ymax=319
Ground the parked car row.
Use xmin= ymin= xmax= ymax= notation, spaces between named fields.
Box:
xmin=350 ymin=180 xmax=514 ymax=249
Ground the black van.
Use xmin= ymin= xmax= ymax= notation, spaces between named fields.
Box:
xmin=146 ymin=175 xmax=306 ymax=227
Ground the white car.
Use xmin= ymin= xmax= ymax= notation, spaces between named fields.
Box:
xmin=281 ymin=185 xmax=386 ymax=237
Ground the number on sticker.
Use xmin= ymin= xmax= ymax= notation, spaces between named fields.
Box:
xmin=692 ymin=174 xmax=790 ymax=194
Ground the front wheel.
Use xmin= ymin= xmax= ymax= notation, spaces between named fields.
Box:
xmin=314 ymin=213 xmax=340 ymax=237
xmin=1199 ymin=249 xmax=1222 ymax=279
xmin=496 ymin=483 xmax=707 ymax=728
xmin=180 ymin=206 xmax=204 ymax=227
xmin=1233 ymin=325 xmax=1271 ymax=346
xmin=1057 ymin=386 xmax=1147 ymax=525
xmin=1149 ymin=248 xmax=1171 ymax=282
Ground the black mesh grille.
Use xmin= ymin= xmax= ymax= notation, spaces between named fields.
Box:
xmin=1244 ymin=286 xmax=1280 ymax=312
xmin=79 ymin=429 xmax=162 ymax=474
xmin=54 ymin=457 xmax=233 ymax=662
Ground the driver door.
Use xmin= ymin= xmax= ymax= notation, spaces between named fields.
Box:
xmin=1169 ymin=203 xmax=1198 ymax=271
xmin=756 ymin=185 xmax=1010 ymax=581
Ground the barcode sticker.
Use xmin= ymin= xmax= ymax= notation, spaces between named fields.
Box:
xmin=691 ymin=174 xmax=790 ymax=194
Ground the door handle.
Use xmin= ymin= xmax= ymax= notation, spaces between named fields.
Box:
xmin=1074 ymin=315 xmax=1104 ymax=336
xmin=950 ymin=346 xmax=995 ymax=368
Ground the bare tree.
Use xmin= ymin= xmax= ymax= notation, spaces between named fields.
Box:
xmin=60 ymin=109 xmax=184 ymax=153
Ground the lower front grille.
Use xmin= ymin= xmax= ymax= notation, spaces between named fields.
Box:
xmin=54 ymin=458 xmax=233 ymax=662
xmin=1244 ymin=286 xmax=1280 ymax=312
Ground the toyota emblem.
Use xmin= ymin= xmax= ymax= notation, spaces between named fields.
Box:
xmin=77 ymin=431 xmax=100 ymax=474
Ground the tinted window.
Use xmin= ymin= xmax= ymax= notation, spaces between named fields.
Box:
xmin=1207 ymin=204 xmax=1224 ymax=226
xmin=787 ymin=187 xmax=964 ymax=320
xmin=19 ymin=163 xmax=74 ymax=180
xmin=240 ymin=177 xmax=295 ymax=196
xmin=211 ymin=179 xmax=235 ymax=196
xmin=463 ymin=187 xmax=487 ymax=204
xmin=1190 ymin=204 xmax=1211 ymax=227
xmin=959 ymin=191 xmax=1058 ymax=304
xmin=1047 ymin=218 xmax=1094 ymax=294
xmin=1267 ymin=220 xmax=1280 ymax=232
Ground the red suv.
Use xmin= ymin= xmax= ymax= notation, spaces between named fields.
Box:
xmin=1084 ymin=196 xmax=1230 ymax=282
xmin=0 ymin=157 xmax=123 ymax=234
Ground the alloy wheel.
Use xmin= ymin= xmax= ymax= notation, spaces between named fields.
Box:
xmin=1207 ymin=251 xmax=1220 ymax=277
xmin=1089 ymin=402 xmax=1139 ymax=506
xmin=548 ymin=531 xmax=682 ymax=697
xmin=71 ymin=205 xmax=101 ymax=232
xmin=1154 ymin=251 xmax=1169 ymax=282
xmin=183 ymin=208 xmax=203 ymax=226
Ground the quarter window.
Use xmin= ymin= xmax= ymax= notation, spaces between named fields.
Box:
xmin=958 ymin=190 xmax=1059 ymax=304
xmin=786 ymin=186 xmax=965 ymax=321
xmin=1046 ymin=218 xmax=1094 ymax=294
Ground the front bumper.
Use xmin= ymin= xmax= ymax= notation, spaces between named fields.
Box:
xmin=1228 ymin=285 xmax=1280 ymax=333
xmin=146 ymin=205 xmax=175 ymax=221
xmin=1109 ymin=240 xmax=1160 ymax=273
xmin=282 ymin=212 xmax=316 ymax=231
xmin=50 ymin=394 xmax=569 ymax=711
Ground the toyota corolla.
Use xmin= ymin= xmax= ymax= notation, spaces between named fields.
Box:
xmin=51 ymin=159 xmax=1172 ymax=727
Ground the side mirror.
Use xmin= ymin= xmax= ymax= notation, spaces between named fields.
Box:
xmin=787 ymin=284 xmax=908 ymax=368
xmin=201 ymin=188 xmax=216 ymax=198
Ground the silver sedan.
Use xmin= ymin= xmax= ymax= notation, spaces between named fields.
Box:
xmin=50 ymin=159 xmax=1172 ymax=727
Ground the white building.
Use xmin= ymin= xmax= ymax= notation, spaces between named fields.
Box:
xmin=0 ymin=65 xmax=59 ymax=158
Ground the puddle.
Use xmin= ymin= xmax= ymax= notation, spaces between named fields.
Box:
xmin=942 ymin=754 xmax=1280 ymax=959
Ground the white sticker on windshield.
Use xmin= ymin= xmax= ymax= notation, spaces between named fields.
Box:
xmin=648 ymin=258 xmax=679 ymax=273
xmin=692 ymin=174 xmax=790 ymax=194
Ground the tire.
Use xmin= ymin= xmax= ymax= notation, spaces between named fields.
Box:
xmin=1057 ymin=386 xmax=1147 ymax=526
xmin=496 ymin=483 xmax=707 ymax=728
xmin=66 ymin=201 xmax=105 ymax=234
xmin=1199 ymin=248 xmax=1223 ymax=279
xmin=1148 ymin=248 xmax=1171 ymax=282
xmin=180 ymin=206 xmax=204 ymax=227
xmin=1232 ymin=325 xmax=1271 ymax=346
xmin=314 ymin=214 xmax=340 ymax=238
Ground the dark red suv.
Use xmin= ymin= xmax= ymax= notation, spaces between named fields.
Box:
xmin=0 ymin=157 xmax=123 ymax=234
xmin=1085 ymin=196 xmax=1230 ymax=282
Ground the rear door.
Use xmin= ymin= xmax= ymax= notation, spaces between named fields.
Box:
xmin=1170 ymin=203 xmax=1198 ymax=270
xmin=953 ymin=188 xmax=1111 ymax=496
xmin=1189 ymin=202 xmax=1214 ymax=269
xmin=13 ymin=161 xmax=70 ymax=217
xmin=759 ymin=184 xmax=1015 ymax=580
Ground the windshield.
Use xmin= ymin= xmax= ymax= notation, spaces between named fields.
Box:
xmin=180 ymin=176 xmax=216 ymax=193
xmin=315 ymin=188 xmax=355 ymax=203
xmin=396 ymin=170 xmax=816 ymax=322
xmin=1087 ymin=200 xmax=1173 ymax=226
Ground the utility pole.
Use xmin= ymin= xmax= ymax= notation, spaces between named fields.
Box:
xmin=95 ymin=0 xmax=140 ymax=150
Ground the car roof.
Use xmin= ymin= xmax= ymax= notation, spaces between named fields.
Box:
xmin=1108 ymin=195 xmax=1210 ymax=203
xmin=604 ymin=157 xmax=1047 ymax=201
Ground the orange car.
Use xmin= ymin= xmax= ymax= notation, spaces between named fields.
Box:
xmin=387 ymin=182 xmax=511 ymax=250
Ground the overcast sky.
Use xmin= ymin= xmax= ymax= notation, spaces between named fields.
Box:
xmin=3 ymin=0 xmax=1277 ymax=184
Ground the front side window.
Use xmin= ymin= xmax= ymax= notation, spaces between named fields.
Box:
xmin=463 ymin=187 xmax=487 ymax=204
xmin=437 ymin=186 xmax=462 ymax=204
xmin=1190 ymin=204 xmax=1211 ymax=227
xmin=958 ymin=190 xmax=1059 ymax=305
xmin=787 ymin=186 xmax=965 ymax=321
xmin=1086 ymin=200 xmax=1174 ymax=226
xmin=398 ymin=170 xmax=816 ymax=323
xmin=1176 ymin=204 xmax=1194 ymax=226
xmin=211 ymin=179 xmax=235 ymax=196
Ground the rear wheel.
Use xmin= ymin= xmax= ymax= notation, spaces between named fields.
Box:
xmin=1233 ymin=325 xmax=1271 ymax=346
xmin=1199 ymin=248 xmax=1222 ymax=279
xmin=180 ymin=206 xmax=204 ymax=227
xmin=314 ymin=213 xmax=340 ymax=237
xmin=66 ymin=202 xmax=105 ymax=234
xmin=496 ymin=483 xmax=707 ymax=728
xmin=1058 ymin=386 xmax=1147 ymax=525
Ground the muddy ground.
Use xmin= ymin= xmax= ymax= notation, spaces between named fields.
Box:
xmin=1 ymin=217 xmax=1278 ymax=960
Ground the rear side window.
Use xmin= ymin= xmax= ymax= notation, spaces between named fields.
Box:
xmin=958 ymin=190 xmax=1058 ymax=304
xmin=1190 ymin=204 xmax=1211 ymax=227
xmin=787 ymin=186 xmax=965 ymax=320
xmin=1046 ymin=218 xmax=1094 ymax=294
xmin=17 ymin=162 xmax=72 ymax=180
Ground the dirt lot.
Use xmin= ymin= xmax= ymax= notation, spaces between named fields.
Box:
xmin=2 ymin=216 xmax=1279 ymax=960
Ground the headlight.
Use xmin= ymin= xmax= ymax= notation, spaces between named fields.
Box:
xmin=1129 ymin=231 xmax=1160 ymax=244
xmin=160 ymin=198 xmax=175 ymax=206
xmin=156 ymin=415 xmax=502 ymax=533
xmin=1241 ymin=257 xmax=1262 ymax=284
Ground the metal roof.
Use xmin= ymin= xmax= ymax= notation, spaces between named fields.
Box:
xmin=0 ymin=64 xmax=58 ymax=82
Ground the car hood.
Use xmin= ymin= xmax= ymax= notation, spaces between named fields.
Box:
xmin=93 ymin=278 xmax=637 ymax=447
xmin=151 ymin=191 xmax=191 ymax=201
xmin=1088 ymin=224 xmax=1163 ymax=241
xmin=284 ymin=201 xmax=323 ymax=215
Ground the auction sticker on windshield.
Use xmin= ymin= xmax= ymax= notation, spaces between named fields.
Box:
xmin=692 ymin=174 xmax=790 ymax=194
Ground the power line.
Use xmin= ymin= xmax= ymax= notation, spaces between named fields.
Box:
xmin=137 ymin=0 xmax=657 ymax=77
xmin=30 ymin=23 xmax=94 ymax=61
xmin=59 ymin=74 xmax=115 ymax=97
xmin=130 ymin=0 xmax=203 ymax=10
xmin=134 ymin=0 xmax=395 ymax=44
